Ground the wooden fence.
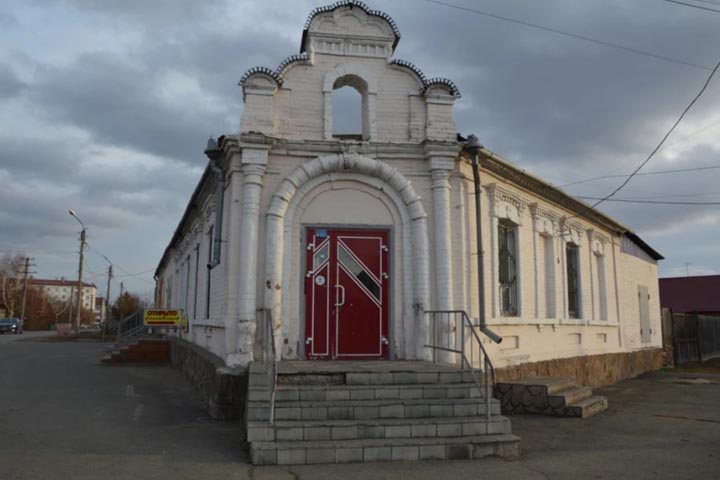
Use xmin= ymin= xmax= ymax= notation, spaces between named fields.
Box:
xmin=662 ymin=308 xmax=720 ymax=365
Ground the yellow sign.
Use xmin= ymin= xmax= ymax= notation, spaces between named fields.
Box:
xmin=144 ymin=309 xmax=183 ymax=326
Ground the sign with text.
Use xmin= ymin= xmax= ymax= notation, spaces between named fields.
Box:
xmin=143 ymin=309 xmax=183 ymax=326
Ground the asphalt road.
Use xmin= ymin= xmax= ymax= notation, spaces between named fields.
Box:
xmin=0 ymin=331 xmax=52 ymax=344
xmin=1 ymin=337 xmax=718 ymax=479
xmin=0 ymin=335 xmax=245 ymax=479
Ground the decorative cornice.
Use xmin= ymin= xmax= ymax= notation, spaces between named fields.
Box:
xmin=275 ymin=53 xmax=311 ymax=80
xmin=425 ymin=77 xmax=461 ymax=98
xmin=478 ymin=150 xmax=626 ymax=235
xmin=390 ymin=59 xmax=427 ymax=84
xmin=390 ymin=59 xmax=461 ymax=98
xmin=488 ymin=184 xmax=528 ymax=212
xmin=239 ymin=53 xmax=312 ymax=88
xmin=239 ymin=66 xmax=279 ymax=86
xmin=302 ymin=1 xmax=401 ymax=51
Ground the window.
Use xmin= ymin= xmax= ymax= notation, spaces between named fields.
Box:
xmin=331 ymin=74 xmax=369 ymax=140
xmin=206 ymin=226 xmax=214 ymax=319
xmin=566 ymin=243 xmax=581 ymax=318
xmin=332 ymin=86 xmax=362 ymax=139
xmin=596 ymin=254 xmax=607 ymax=321
xmin=193 ymin=244 xmax=200 ymax=320
xmin=543 ymin=235 xmax=556 ymax=318
xmin=498 ymin=219 xmax=519 ymax=316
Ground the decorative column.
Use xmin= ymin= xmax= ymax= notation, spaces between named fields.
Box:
xmin=530 ymin=204 xmax=540 ymax=320
xmin=428 ymin=151 xmax=456 ymax=362
xmin=222 ymin=150 xmax=241 ymax=361
xmin=227 ymin=145 xmax=267 ymax=367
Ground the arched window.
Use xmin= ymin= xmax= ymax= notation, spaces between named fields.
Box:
xmin=332 ymin=85 xmax=362 ymax=139
xmin=332 ymin=74 xmax=369 ymax=140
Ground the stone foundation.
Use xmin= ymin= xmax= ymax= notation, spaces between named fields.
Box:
xmin=494 ymin=348 xmax=664 ymax=388
xmin=170 ymin=337 xmax=247 ymax=420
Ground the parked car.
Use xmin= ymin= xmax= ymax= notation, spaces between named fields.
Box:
xmin=0 ymin=318 xmax=23 ymax=334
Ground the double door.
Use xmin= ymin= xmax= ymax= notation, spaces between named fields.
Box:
xmin=305 ymin=228 xmax=389 ymax=360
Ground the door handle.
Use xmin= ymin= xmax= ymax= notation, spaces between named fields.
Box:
xmin=335 ymin=284 xmax=346 ymax=307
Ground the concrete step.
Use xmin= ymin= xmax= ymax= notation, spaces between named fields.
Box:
xmin=248 ymin=415 xmax=512 ymax=442
xmin=495 ymin=376 xmax=607 ymax=417
xmin=567 ymin=395 xmax=608 ymax=418
xmin=248 ymin=382 xmax=485 ymax=402
xmin=251 ymin=433 xmax=521 ymax=465
xmin=253 ymin=371 xmax=481 ymax=387
xmin=496 ymin=376 xmax=576 ymax=396
xmin=248 ymin=397 xmax=501 ymax=422
xmin=548 ymin=386 xmax=593 ymax=408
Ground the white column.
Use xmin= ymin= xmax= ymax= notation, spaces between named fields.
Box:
xmin=530 ymin=207 xmax=540 ymax=320
xmin=227 ymin=147 xmax=267 ymax=367
xmin=223 ymin=154 xmax=242 ymax=360
xmin=430 ymin=167 xmax=454 ymax=361
xmin=587 ymin=230 xmax=596 ymax=322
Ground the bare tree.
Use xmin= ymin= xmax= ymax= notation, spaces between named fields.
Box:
xmin=0 ymin=253 xmax=25 ymax=318
xmin=45 ymin=297 xmax=71 ymax=325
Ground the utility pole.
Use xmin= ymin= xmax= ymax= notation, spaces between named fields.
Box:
xmin=67 ymin=286 xmax=73 ymax=324
xmin=19 ymin=257 xmax=35 ymax=326
xmin=116 ymin=281 xmax=125 ymax=344
xmin=102 ymin=265 xmax=112 ymax=341
xmin=69 ymin=210 xmax=87 ymax=334
xmin=105 ymin=265 xmax=112 ymax=325
xmin=75 ymin=228 xmax=86 ymax=333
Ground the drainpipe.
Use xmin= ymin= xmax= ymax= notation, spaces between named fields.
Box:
xmin=464 ymin=134 xmax=502 ymax=344
xmin=205 ymin=137 xmax=224 ymax=268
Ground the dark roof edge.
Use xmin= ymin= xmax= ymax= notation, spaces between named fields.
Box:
xmin=475 ymin=146 xmax=663 ymax=261
xmin=624 ymin=231 xmax=664 ymax=261
xmin=154 ymin=163 xmax=213 ymax=278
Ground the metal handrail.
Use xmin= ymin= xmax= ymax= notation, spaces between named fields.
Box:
xmin=424 ymin=310 xmax=496 ymax=419
xmin=259 ymin=308 xmax=278 ymax=425
xmin=115 ymin=309 xmax=145 ymax=346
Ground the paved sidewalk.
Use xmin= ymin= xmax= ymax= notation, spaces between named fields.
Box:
xmin=1 ymin=339 xmax=718 ymax=479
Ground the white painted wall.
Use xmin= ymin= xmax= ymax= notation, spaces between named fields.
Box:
xmin=155 ymin=2 xmax=662 ymax=369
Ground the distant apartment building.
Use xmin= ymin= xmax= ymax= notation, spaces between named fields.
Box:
xmin=32 ymin=279 xmax=97 ymax=311
xmin=94 ymin=297 xmax=107 ymax=324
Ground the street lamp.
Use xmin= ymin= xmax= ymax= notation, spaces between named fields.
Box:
xmin=69 ymin=210 xmax=86 ymax=334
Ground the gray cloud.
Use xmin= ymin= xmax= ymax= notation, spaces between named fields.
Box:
xmin=1 ymin=0 xmax=719 ymax=290
xmin=0 ymin=64 xmax=25 ymax=99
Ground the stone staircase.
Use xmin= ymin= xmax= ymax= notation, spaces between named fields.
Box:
xmin=247 ymin=361 xmax=520 ymax=465
xmin=101 ymin=338 xmax=170 ymax=364
xmin=495 ymin=376 xmax=607 ymax=418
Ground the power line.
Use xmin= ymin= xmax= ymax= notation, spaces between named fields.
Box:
xmin=423 ymin=0 xmax=714 ymax=71
xmin=114 ymin=267 xmax=156 ymax=278
xmin=577 ymin=196 xmax=720 ymax=205
xmin=663 ymin=0 xmax=720 ymax=13
xmin=560 ymin=164 xmax=720 ymax=188
xmin=586 ymin=58 xmax=720 ymax=210
xmin=85 ymin=243 xmax=155 ymax=285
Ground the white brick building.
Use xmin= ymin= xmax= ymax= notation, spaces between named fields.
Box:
xmin=32 ymin=279 xmax=97 ymax=311
xmin=155 ymin=1 xmax=662 ymax=371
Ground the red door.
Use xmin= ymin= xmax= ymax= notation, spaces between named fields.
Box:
xmin=305 ymin=228 xmax=389 ymax=360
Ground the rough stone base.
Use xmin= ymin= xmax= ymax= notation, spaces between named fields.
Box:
xmin=170 ymin=337 xmax=247 ymax=420
xmin=494 ymin=348 xmax=664 ymax=388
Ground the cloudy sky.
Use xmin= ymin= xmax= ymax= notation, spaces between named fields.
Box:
xmin=1 ymin=0 xmax=719 ymax=299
